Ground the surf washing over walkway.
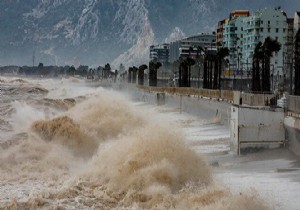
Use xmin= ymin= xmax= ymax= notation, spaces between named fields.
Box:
xmin=0 ymin=77 xmax=297 ymax=209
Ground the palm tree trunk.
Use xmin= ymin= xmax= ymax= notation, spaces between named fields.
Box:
xmin=213 ymin=59 xmax=218 ymax=89
xmin=203 ymin=58 xmax=208 ymax=88
xmin=218 ymin=58 xmax=222 ymax=89
xmin=128 ymin=70 xmax=132 ymax=83
xmin=265 ymin=57 xmax=271 ymax=92
xmin=295 ymin=30 xmax=300 ymax=95
xmin=209 ymin=58 xmax=213 ymax=89
xmin=252 ymin=59 xmax=256 ymax=91
xmin=179 ymin=64 xmax=182 ymax=87
xmin=138 ymin=70 xmax=144 ymax=85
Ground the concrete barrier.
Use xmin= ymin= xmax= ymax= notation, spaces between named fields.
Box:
xmin=125 ymin=85 xmax=231 ymax=126
xmin=231 ymin=106 xmax=286 ymax=155
xmin=241 ymin=93 xmax=275 ymax=106
xmin=137 ymin=86 xmax=235 ymax=102
xmin=288 ymin=95 xmax=300 ymax=114
xmin=122 ymin=85 xmax=297 ymax=156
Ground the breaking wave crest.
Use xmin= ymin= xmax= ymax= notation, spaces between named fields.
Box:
xmin=37 ymin=98 xmax=76 ymax=111
xmin=0 ymin=82 xmax=271 ymax=210
xmin=31 ymin=116 xmax=97 ymax=157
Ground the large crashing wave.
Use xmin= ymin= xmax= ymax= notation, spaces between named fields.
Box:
xmin=0 ymin=80 xmax=270 ymax=209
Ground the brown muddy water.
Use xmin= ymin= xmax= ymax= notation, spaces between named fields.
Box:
xmin=0 ymin=77 xmax=272 ymax=209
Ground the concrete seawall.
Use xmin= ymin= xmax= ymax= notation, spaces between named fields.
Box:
xmin=119 ymin=84 xmax=300 ymax=156
xmin=122 ymin=85 xmax=231 ymax=126
xmin=285 ymin=116 xmax=300 ymax=156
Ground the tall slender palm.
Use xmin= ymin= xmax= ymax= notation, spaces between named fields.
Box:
xmin=128 ymin=67 xmax=133 ymax=83
xmin=187 ymin=47 xmax=196 ymax=87
xmin=186 ymin=57 xmax=196 ymax=87
xmin=177 ymin=57 xmax=184 ymax=87
xmin=132 ymin=66 xmax=138 ymax=84
xmin=295 ymin=29 xmax=300 ymax=95
xmin=262 ymin=37 xmax=281 ymax=92
xmin=203 ymin=55 xmax=208 ymax=89
xmin=196 ymin=46 xmax=204 ymax=88
xmin=138 ymin=64 xmax=148 ymax=85
xmin=149 ymin=59 xmax=162 ymax=86
xmin=214 ymin=47 xmax=229 ymax=89
xmin=104 ymin=63 xmax=111 ymax=79
xmin=179 ymin=59 xmax=189 ymax=87
xmin=252 ymin=42 xmax=263 ymax=92
xmin=208 ymin=54 xmax=213 ymax=89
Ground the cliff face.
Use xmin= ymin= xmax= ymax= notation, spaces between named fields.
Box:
xmin=0 ymin=0 xmax=299 ymax=67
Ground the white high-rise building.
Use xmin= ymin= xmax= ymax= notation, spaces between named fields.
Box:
xmin=223 ymin=10 xmax=250 ymax=76
xmin=242 ymin=7 xmax=287 ymax=79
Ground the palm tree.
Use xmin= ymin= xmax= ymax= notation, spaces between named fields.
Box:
xmin=214 ymin=47 xmax=229 ymax=89
xmin=128 ymin=67 xmax=133 ymax=83
xmin=196 ymin=46 xmax=204 ymax=88
xmin=203 ymin=54 xmax=208 ymax=89
xmin=179 ymin=59 xmax=188 ymax=87
xmin=132 ymin=66 xmax=138 ymax=84
xmin=67 ymin=66 xmax=76 ymax=76
xmin=104 ymin=63 xmax=111 ymax=79
xmin=187 ymin=47 xmax=196 ymax=87
xmin=186 ymin=57 xmax=196 ymax=87
xmin=262 ymin=37 xmax=281 ymax=92
xmin=252 ymin=42 xmax=263 ymax=92
xmin=295 ymin=29 xmax=300 ymax=95
xmin=207 ymin=54 xmax=214 ymax=89
xmin=138 ymin=64 xmax=148 ymax=85
xmin=149 ymin=59 xmax=162 ymax=86
xmin=177 ymin=57 xmax=184 ymax=87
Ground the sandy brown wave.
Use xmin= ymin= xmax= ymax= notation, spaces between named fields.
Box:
xmin=31 ymin=116 xmax=97 ymax=157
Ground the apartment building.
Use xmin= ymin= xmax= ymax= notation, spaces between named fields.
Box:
xmin=169 ymin=34 xmax=216 ymax=63
xmin=242 ymin=8 xmax=287 ymax=78
xmin=223 ymin=10 xmax=250 ymax=75
xmin=149 ymin=43 xmax=170 ymax=64
xmin=217 ymin=19 xmax=228 ymax=48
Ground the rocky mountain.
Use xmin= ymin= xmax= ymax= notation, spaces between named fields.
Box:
xmin=0 ymin=0 xmax=299 ymax=68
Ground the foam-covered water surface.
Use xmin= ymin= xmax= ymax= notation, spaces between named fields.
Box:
xmin=0 ymin=76 xmax=285 ymax=209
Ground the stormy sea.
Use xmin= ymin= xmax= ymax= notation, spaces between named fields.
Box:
xmin=0 ymin=76 xmax=295 ymax=209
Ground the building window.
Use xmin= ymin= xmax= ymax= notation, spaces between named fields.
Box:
xmin=268 ymin=20 xmax=270 ymax=24
xmin=261 ymin=20 xmax=263 ymax=24
xmin=261 ymin=28 xmax=263 ymax=32
xmin=276 ymin=28 xmax=279 ymax=33
xmin=268 ymin=28 xmax=271 ymax=33
xmin=283 ymin=28 xmax=286 ymax=32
